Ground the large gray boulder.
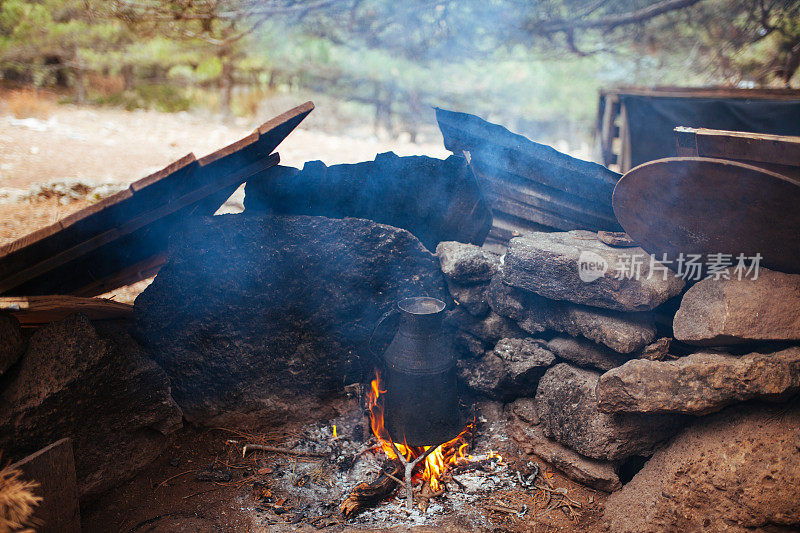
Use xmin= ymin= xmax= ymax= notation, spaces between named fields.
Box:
xmin=0 ymin=314 xmax=182 ymax=497
xmin=488 ymin=276 xmax=656 ymax=353
xmin=507 ymin=398 xmax=622 ymax=492
xmin=0 ymin=312 xmax=24 ymax=376
xmin=458 ymin=338 xmax=555 ymax=400
xmin=436 ymin=241 xmax=501 ymax=284
xmin=673 ymin=268 xmax=800 ymax=345
xmin=535 ymin=363 xmax=685 ymax=461
xmin=504 ymin=231 xmax=684 ymax=311
xmin=134 ymin=214 xmax=450 ymax=427
xmin=602 ymin=402 xmax=800 ymax=532
xmin=597 ymin=346 xmax=800 ymax=415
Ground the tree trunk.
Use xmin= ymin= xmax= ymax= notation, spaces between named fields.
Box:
xmin=74 ymin=68 xmax=87 ymax=104
xmin=73 ymin=47 xmax=87 ymax=104
xmin=218 ymin=34 xmax=234 ymax=121
xmin=121 ymin=64 xmax=135 ymax=91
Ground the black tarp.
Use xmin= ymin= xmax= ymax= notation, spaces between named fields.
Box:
xmin=622 ymin=95 xmax=800 ymax=168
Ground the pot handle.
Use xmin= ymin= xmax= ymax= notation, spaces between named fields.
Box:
xmin=369 ymin=308 xmax=400 ymax=356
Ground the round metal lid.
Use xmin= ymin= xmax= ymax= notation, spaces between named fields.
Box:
xmin=612 ymin=157 xmax=800 ymax=274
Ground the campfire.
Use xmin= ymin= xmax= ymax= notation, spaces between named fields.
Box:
xmin=366 ymin=370 xmax=473 ymax=506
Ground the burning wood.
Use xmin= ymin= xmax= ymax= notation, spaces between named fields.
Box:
xmin=339 ymin=461 xmax=403 ymax=518
xmin=340 ymin=370 xmax=475 ymax=516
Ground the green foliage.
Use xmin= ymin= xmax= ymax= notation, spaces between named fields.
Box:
xmin=92 ymin=83 xmax=192 ymax=112
xmin=1 ymin=0 xmax=798 ymax=131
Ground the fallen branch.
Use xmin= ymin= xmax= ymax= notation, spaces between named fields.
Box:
xmin=484 ymin=503 xmax=519 ymax=514
xmin=242 ymin=444 xmax=327 ymax=458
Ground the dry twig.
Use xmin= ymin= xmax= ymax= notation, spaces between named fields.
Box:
xmin=242 ymin=444 xmax=327 ymax=458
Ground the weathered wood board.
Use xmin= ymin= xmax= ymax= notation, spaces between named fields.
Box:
xmin=0 ymin=295 xmax=133 ymax=325
xmin=674 ymin=127 xmax=800 ymax=180
xmin=0 ymin=102 xmax=313 ymax=296
xmin=436 ymin=107 xmax=622 ymax=248
xmin=9 ymin=438 xmax=81 ymax=533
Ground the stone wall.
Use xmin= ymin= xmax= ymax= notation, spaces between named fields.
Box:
xmin=439 ymin=231 xmax=800 ymax=529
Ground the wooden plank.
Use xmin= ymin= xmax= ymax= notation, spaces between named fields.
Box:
xmin=603 ymin=86 xmax=800 ymax=100
xmin=486 ymin=193 xmax=589 ymax=232
xmin=9 ymin=439 xmax=81 ymax=533
xmin=72 ymin=254 xmax=165 ymax=297
xmin=0 ymin=101 xmax=313 ymax=296
xmin=0 ymin=295 xmax=133 ymax=324
xmin=0 ymin=188 xmax=134 ymax=260
xmin=0 ymin=153 xmax=278 ymax=293
xmin=472 ymin=164 xmax=619 ymax=227
xmin=129 ymin=152 xmax=198 ymax=194
xmin=437 ymin=108 xmax=620 ymax=204
xmin=674 ymin=127 xmax=800 ymax=167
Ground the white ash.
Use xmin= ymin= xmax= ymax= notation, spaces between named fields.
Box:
xmin=252 ymin=399 xmax=530 ymax=530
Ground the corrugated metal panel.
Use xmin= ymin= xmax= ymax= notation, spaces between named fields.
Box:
xmin=436 ymin=108 xmax=622 ymax=249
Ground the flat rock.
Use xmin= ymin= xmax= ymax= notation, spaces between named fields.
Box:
xmin=602 ymin=402 xmax=800 ymax=532
xmin=445 ymin=308 xmax=527 ymax=346
xmin=546 ymin=336 xmax=631 ymax=371
xmin=134 ymin=214 xmax=449 ymax=427
xmin=446 ymin=279 xmax=490 ymax=317
xmin=436 ymin=241 xmax=501 ymax=284
xmin=507 ymin=397 xmax=539 ymax=425
xmin=545 ymin=336 xmax=673 ymax=371
xmin=674 ymin=268 xmax=800 ymax=345
xmin=597 ymin=231 xmax=637 ymax=248
xmin=0 ymin=314 xmax=182 ymax=496
xmin=507 ymin=402 xmax=622 ymax=492
xmin=504 ymin=231 xmax=684 ymax=311
xmin=488 ymin=276 xmax=656 ymax=353
xmin=458 ymin=338 xmax=555 ymax=400
xmin=535 ymin=363 xmax=685 ymax=461
xmin=0 ymin=312 xmax=24 ymax=376
xmin=597 ymin=346 xmax=800 ymax=415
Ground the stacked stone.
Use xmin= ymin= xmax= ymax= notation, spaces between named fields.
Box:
xmin=600 ymin=268 xmax=800 ymax=531
xmin=437 ymin=230 xmax=686 ymax=492
xmin=439 ymin=230 xmax=800 ymax=528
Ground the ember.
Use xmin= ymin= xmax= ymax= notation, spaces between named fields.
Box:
xmin=367 ymin=370 xmax=473 ymax=493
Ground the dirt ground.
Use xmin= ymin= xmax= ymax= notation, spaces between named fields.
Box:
xmin=0 ymin=94 xmax=448 ymax=190
xmin=81 ymin=399 xmax=606 ymax=533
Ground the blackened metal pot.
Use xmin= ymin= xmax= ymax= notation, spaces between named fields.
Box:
xmin=373 ymin=296 xmax=463 ymax=447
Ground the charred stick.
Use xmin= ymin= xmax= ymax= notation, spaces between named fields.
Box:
xmin=242 ymin=444 xmax=327 ymax=458
xmin=339 ymin=461 xmax=403 ymax=518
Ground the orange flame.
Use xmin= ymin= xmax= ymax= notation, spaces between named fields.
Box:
xmin=367 ymin=370 xmax=472 ymax=492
